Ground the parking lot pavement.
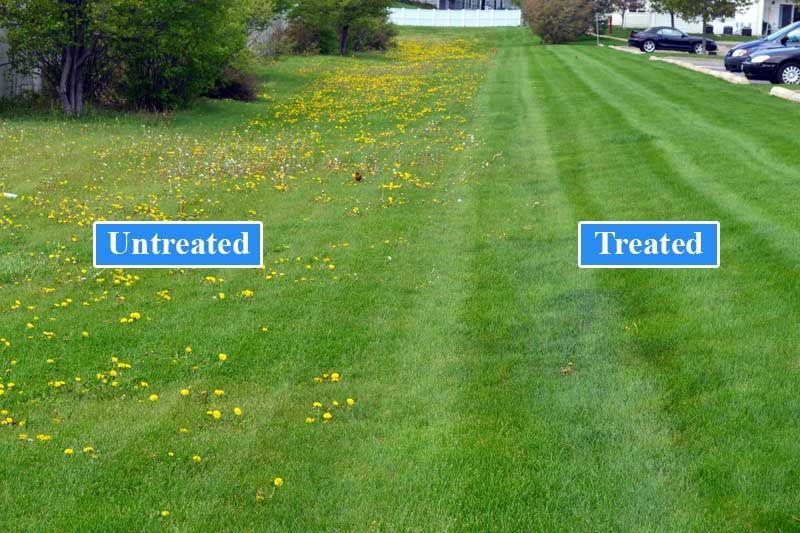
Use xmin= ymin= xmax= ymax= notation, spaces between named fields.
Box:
xmin=607 ymin=45 xmax=771 ymax=84
xmin=664 ymin=56 xmax=770 ymax=84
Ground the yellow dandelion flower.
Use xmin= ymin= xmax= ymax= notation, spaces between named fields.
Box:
xmin=312 ymin=401 xmax=322 ymax=408
xmin=180 ymin=388 xmax=190 ymax=397
xmin=185 ymin=346 xmax=192 ymax=354
xmin=63 ymin=448 xmax=74 ymax=456
xmin=149 ymin=394 xmax=159 ymax=401
xmin=192 ymin=455 xmax=202 ymax=463
xmin=211 ymin=410 xmax=221 ymax=420
xmin=82 ymin=331 xmax=89 ymax=337
xmin=213 ymin=389 xmax=224 ymax=397
xmin=305 ymin=417 xmax=316 ymax=424
xmin=273 ymin=477 xmax=284 ymax=487
xmin=160 ymin=510 xmax=170 ymax=518
xmin=322 ymin=411 xmax=333 ymax=421
xmin=330 ymin=372 xmax=340 ymax=382
xmin=233 ymin=407 xmax=242 ymax=416
xmin=346 ymin=398 xmax=356 ymax=406
xmin=218 ymin=353 xmax=228 ymax=362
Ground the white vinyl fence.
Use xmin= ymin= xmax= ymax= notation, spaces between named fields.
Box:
xmin=389 ymin=8 xmax=522 ymax=27
xmin=0 ymin=29 xmax=42 ymax=97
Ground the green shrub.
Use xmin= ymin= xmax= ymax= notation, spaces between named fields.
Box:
xmin=288 ymin=0 xmax=393 ymax=56
xmin=107 ymin=0 xmax=248 ymax=111
xmin=0 ymin=0 xmax=255 ymax=114
xmin=205 ymin=52 xmax=260 ymax=101
xmin=522 ymin=0 xmax=594 ymax=44
xmin=351 ymin=17 xmax=398 ymax=52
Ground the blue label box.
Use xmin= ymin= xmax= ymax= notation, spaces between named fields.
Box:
xmin=578 ymin=221 xmax=719 ymax=269
xmin=93 ymin=221 xmax=263 ymax=269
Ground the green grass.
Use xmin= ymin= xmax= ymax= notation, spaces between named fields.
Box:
xmin=691 ymin=32 xmax=759 ymax=42
xmin=2 ymin=26 xmax=800 ymax=530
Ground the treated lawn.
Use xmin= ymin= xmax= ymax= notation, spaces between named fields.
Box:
xmin=1 ymin=27 xmax=800 ymax=530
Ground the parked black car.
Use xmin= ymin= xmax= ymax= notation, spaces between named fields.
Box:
xmin=628 ymin=27 xmax=718 ymax=54
xmin=725 ymin=21 xmax=800 ymax=72
xmin=742 ymin=46 xmax=800 ymax=84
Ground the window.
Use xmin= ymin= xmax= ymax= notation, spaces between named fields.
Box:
xmin=786 ymin=27 xmax=800 ymax=43
xmin=658 ymin=28 xmax=683 ymax=37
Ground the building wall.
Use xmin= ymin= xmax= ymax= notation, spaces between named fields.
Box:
xmin=611 ymin=0 xmax=767 ymax=36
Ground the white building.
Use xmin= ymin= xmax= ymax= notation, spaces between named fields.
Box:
xmin=611 ymin=0 xmax=798 ymax=37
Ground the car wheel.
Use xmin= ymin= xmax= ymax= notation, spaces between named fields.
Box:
xmin=777 ymin=62 xmax=800 ymax=84
xmin=642 ymin=40 xmax=656 ymax=53
xmin=692 ymin=42 xmax=704 ymax=54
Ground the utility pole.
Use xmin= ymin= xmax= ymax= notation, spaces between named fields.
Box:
xmin=596 ymin=13 xmax=601 ymax=45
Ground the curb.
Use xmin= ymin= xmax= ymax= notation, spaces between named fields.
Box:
xmin=648 ymin=56 xmax=749 ymax=84
xmin=770 ymin=86 xmax=800 ymax=103
xmin=608 ymin=45 xmax=643 ymax=55
xmin=588 ymin=33 xmax=627 ymax=43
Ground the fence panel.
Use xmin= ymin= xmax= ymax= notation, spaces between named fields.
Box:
xmin=389 ymin=8 xmax=522 ymax=27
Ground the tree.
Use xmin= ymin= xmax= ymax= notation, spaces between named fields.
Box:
xmin=103 ymin=0 xmax=249 ymax=110
xmin=649 ymin=0 xmax=681 ymax=27
xmin=676 ymin=0 xmax=753 ymax=50
xmin=0 ymin=0 xmax=255 ymax=114
xmin=290 ymin=0 xmax=393 ymax=56
xmin=0 ymin=0 xmax=103 ymax=115
xmin=522 ymin=0 xmax=593 ymax=44
xmin=611 ymin=0 xmax=644 ymax=28
xmin=246 ymin=0 xmax=276 ymax=32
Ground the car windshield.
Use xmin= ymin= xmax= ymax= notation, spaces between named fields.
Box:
xmin=765 ymin=21 xmax=800 ymax=41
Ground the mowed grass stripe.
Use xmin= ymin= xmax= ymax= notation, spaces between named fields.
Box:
xmin=429 ymin=34 xmax=698 ymax=530
xmin=525 ymin=42 xmax=712 ymax=528
xmin=539 ymin=43 xmax=800 ymax=528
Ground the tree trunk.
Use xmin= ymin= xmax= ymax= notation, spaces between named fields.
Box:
xmin=339 ymin=25 xmax=350 ymax=56
xmin=670 ymin=12 xmax=675 ymax=27
xmin=57 ymin=47 xmax=75 ymax=115
xmin=57 ymin=45 xmax=88 ymax=116
xmin=702 ymin=16 xmax=708 ymax=54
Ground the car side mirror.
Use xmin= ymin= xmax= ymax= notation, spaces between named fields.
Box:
xmin=781 ymin=36 xmax=789 ymax=45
